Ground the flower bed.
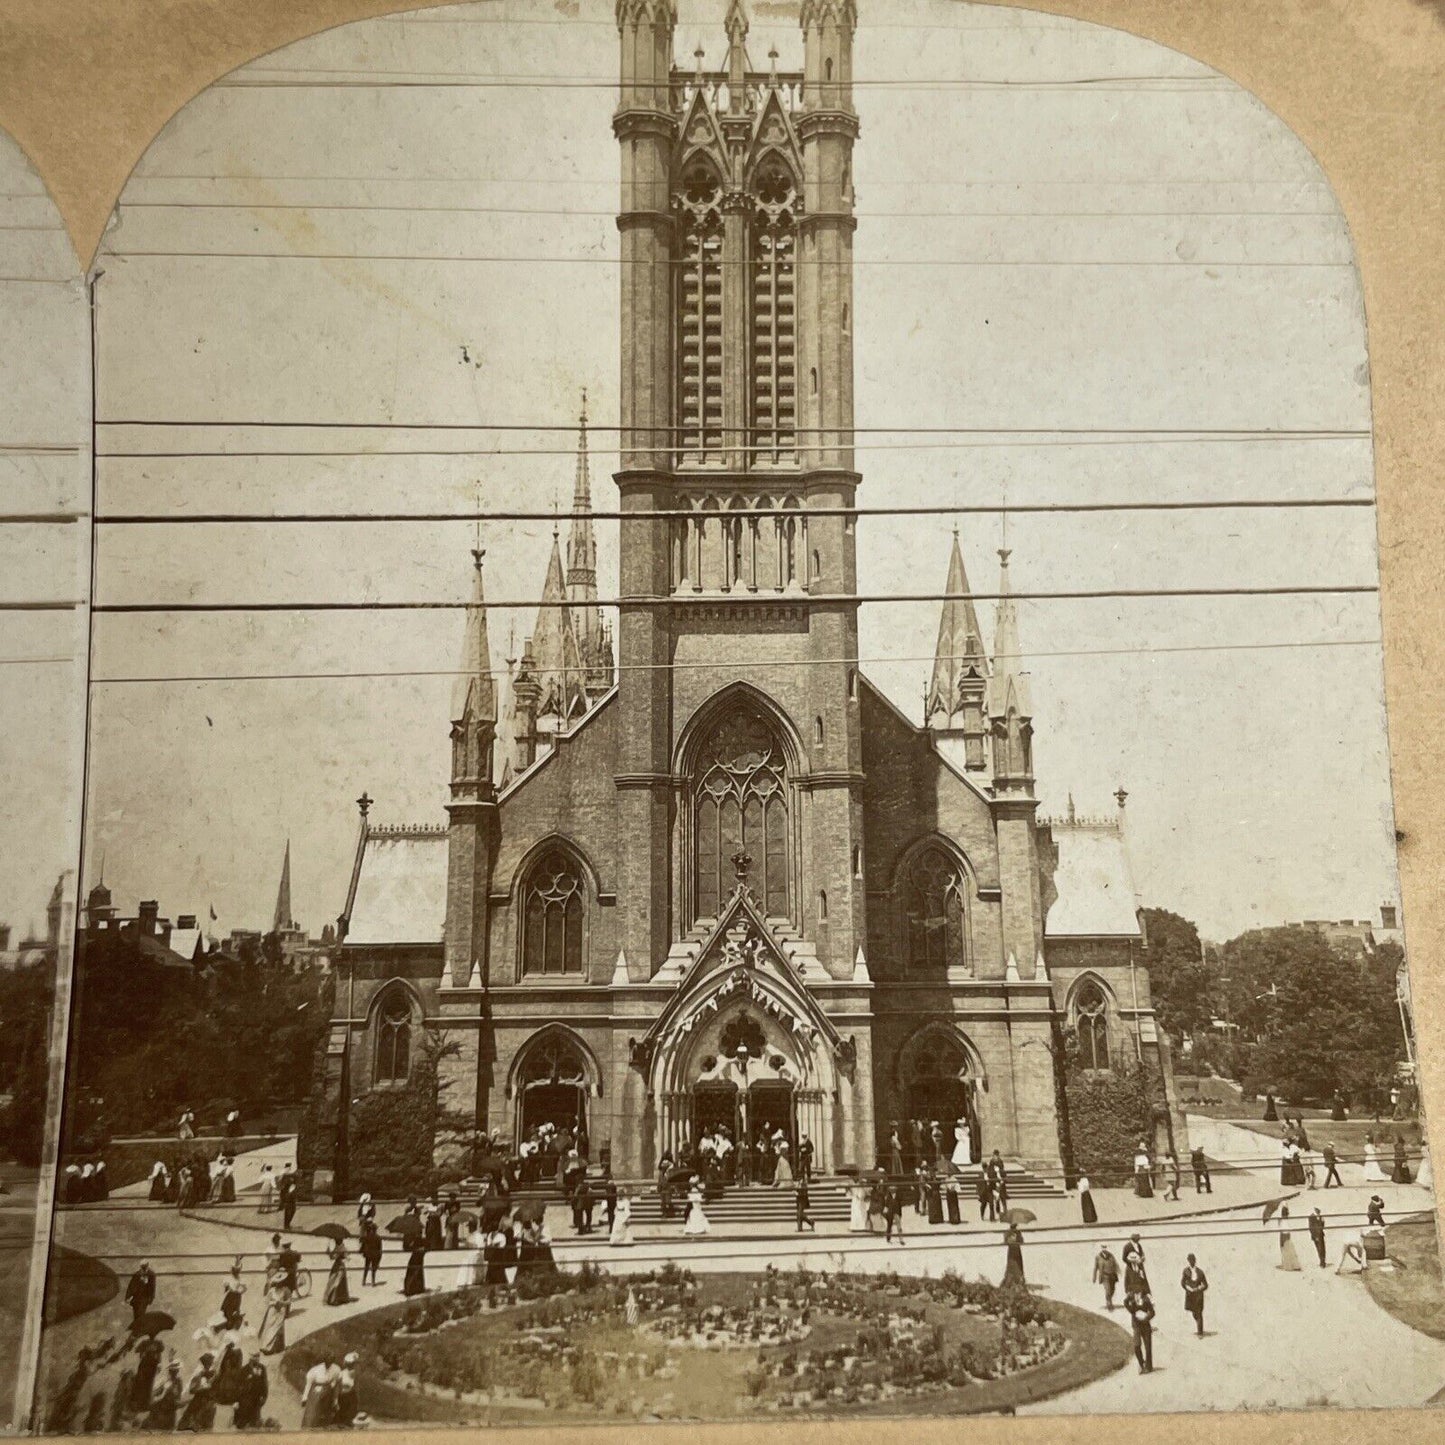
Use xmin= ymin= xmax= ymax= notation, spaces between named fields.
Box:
xmin=285 ymin=1262 xmax=1131 ymax=1424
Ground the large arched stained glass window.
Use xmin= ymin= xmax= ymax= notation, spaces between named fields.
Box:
xmin=694 ymin=703 xmax=790 ymax=922
xmin=902 ymin=846 xmax=968 ymax=972
xmin=373 ymin=986 xmax=413 ymax=1086
xmin=1073 ymin=979 xmax=1111 ymax=1071
xmin=521 ymin=848 xmax=586 ymax=976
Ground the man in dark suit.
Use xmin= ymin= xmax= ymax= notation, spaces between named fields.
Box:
xmin=1308 ymin=1207 xmax=1328 ymax=1266
xmin=1321 ymin=1143 xmax=1343 ymax=1188
xmin=1126 ymin=1291 xmax=1155 ymax=1373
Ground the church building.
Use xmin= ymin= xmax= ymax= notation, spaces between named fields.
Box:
xmin=308 ymin=0 xmax=1181 ymax=1190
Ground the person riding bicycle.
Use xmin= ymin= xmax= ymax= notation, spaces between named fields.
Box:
xmin=270 ymin=1240 xmax=301 ymax=1295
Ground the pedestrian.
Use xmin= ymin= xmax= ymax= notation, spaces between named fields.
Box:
xmin=797 ymin=1132 xmax=814 ymax=1182
xmin=1308 ymin=1207 xmax=1327 ymax=1267
xmin=888 ymin=1124 xmax=904 ymax=1180
xmin=1331 ymin=1090 xmax=1348 ymax=1122
xmin=795 ymin=1178 xmax=815 ymax=1232
xmin=147 ymin=1161 xmax=169 ymax=1203
xmin=1122 ymin=1233 xmax=1148 ymax=1293
xmin=1392 ymin=1134 xmax=1412 ymax=1184
xmin=130 ymin=1336 xmax=165 ymax=1414
xmin=1180 ymin=1254 xmax=1208 ymax=1336
xmin=572 ymin=1175 xmax=591 ymax=1235
xmin=1321 ymin=1142 xmax=1342 ymax=1188
xmin=1366 ymin=1194 xmax=1385 ymax=1228
xmin=1126 ymin=1290 xmax=1156 ymax=1372
xmin=1094 ymin=1244 xmax=1120 ymax=1310
xmin=944 ymin=1175 xmax=961 ymax=1225
xmin=324 ymin=1239 xmax=352 ymax=1305
xmin=1077 ymin=1173 xmax=1097 ymax=1225
xmin=278 ymin=1164 xmax=298 ymax=1230
xmin=147 ymin=1360 xmax=184 ymax=1431
xmin=1276 ymin=1205 xmax=1302 ymax=1271
xmin=609 ymin=1188 xmax=634 ymax=1247
xmin=219 ymin=1258 xmax=246 ymax=1331
xmin=299 ymin=1359 xmax=336 ymax=1430
xmin=258 ymin=1165 xmax=276 ymax=1214
xmin=359 ymin=1220 xmax=383 ymax=1287
xmin=1191 ymin=1145 xmax=1212 ymax=1194
xmin=1001 ymin=1224 xmax=1026 ymax=1290
xmin=177 ymin=1352 xmax=217 ymax=1432
xmin=1166 ymin=1152 xmax=1181 ymax=1202
xmin=1362 ymin=1131 xmax=1388 ymax=1182
xmin=976 ymin=1171 xmax=993 ymax=1222
xmin=178 ymin=1108 xmax=195 ymax=1141
xmin=233 ymin=1352 xmax=268 ymax=1430
xmin=124 ymin=1259 xmax=156 ymax=1328
xmin=657 ymin=1155 xmax=675 ymax=1220
xmin=1263 ymin=1091 xmax=1278 ymax=1122
xmin=1133 ymin=1142 xmax=1154 ymax=1198
xmin=211 ymin=1331 xmax=244 ymax=1411
xmin=335 ymin=1352 xmax=360 ymax=1427
xmin=925 ymin=1165 xmax=944 ymax=1225
xmin=884 ymin=1183 xmax=905 ymax=1244
xmin=403 ymin=1242 xmax=428 ymax=1296
xmin=683 ymin=1177 xmax=709 ymax=1236
xmin=225 ymin=1108 xmax=242 ymax=1141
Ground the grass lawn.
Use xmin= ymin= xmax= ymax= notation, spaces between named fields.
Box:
xmin=42 ymin=1247 xmax=119 ymax=1327
xmin=1362 ymin=1214 xmax=1444 ymax=1341
xmin=1221 ymin=1117 xmax=1424 ymax=1167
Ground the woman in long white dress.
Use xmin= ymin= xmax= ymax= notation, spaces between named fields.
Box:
xmin=1362 ymin=1132 xmax=1388 ymax=1182
xmin=1276 ymin=1207 xmax=1302 ymax=1271
xmin=609 ymin=1191 xmax=634 ymax=1247
xmin=683 ymin=1180 xmax=709 ymax=1236
xmin=848 ymin=1179 xmax=871 ymax=1233
xmin=773 ymin=1137 xmax=793 ymax=1186
xmin=1417 ymin=1142 xmax=1433 ymax=1191
xmin=950 ymin=1118 xmax=973 ymax=1170
xmin=457 ymin=1227 xmax=486 ymax=1288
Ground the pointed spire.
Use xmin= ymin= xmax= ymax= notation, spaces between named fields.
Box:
xmin=989 ymin=547 xmax=1032 ymax=719
xmin=611 ymin=948 xmax=631 ymax=987
xmin=452 ymin=546 xmax=497 ymax=726
xmin=532 ymin=532 xmax=586 ymax=726
xmin=725 ymin=0 xmax=750 ymax=95
xmin=926 ymin=527 xmax=987 ymax=723
xmin=272 ymin=840 xmax=294 ymax=935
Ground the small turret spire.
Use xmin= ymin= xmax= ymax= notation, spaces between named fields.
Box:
xmin=452 ymin=545 xmax=497 ymax=726
xmin=272 ymin=839 xmax=294 ymax=935
xmin=989 ymin=547 xmax=1032 ymax=721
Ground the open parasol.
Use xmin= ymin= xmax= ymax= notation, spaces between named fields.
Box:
xmin=387 ymin=1214 xmax=424 ymax=1242
xmin=311 ymin=1222 xmax=350 ymax=1241
xmin=1262 ymin=1199 xmax=1283 ymax=1224
xmin=132 ymin=1310 xmax=177 ymax=1338
xmin=1003 ymin=1207 xmax=1037 ymax=1225
xmin=514 ymin=1199 xmax=546 ymax=1225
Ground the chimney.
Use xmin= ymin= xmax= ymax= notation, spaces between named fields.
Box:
xmin=138 ymin=900 xmax=159 ymax=936
xmin=177 ymin=914 xmax=197 ymax=930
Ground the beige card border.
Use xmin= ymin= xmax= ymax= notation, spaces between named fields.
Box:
xmin=1 ymin=0 xmax=1440 ymax=1439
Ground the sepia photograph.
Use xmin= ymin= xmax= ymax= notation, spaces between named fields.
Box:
xmin=0 ymin=0 xmax=1438 ymax=1434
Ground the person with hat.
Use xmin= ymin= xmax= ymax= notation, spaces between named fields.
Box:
xmin=124 ymin=1259 xmax=157 ymax=1328
xmin=177 ymin=1351 xmax=217 ymax=1432
xmin=335 ymin=1353 xmax=360 ymax=1427
xmin=300 ymin=1358 xmax=336 ymax=1430
xmin=147 ymin=1360 xmax=184 ymax=1431
xmin=233 ymin=1350 xmax=269 ymax=1430
xmin=1093 ymin=1244 xmax=1120 ymax=1311
xmin=1126 ymin=1290 xmax=1156 ymax=1373
xmin=1308 ymin=1206 xmax=1328 ymax=1267
xmin=1122 ymin=1234 xmax=1148 ymax=1294
xmin=1180 ymin=1254 xmax=1208 ymax=1336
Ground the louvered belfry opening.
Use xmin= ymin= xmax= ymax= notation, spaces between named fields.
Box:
xmin=677 ymin=164 xmax=725 ymax=461
xmin=751 ymin=161 xmax=798 ymax=464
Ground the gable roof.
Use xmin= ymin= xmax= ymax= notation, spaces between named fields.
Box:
xmin=344 ymin=829 xmax=448 ymax=947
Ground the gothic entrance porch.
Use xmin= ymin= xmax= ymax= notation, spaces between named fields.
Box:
xmin=897 ymin=1026 xmax=986 ymax=1168
xmin=510 ymin=1029 xmax=596 ymax=1153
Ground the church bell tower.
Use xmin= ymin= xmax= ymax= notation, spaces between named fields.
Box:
xmin=612 ymin=0 xmax=865 ymax=981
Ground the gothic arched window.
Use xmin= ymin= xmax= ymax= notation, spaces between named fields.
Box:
xmin=373 ymin=987 xmax=413 ymax=1086
xmin=675 ymin=163 xmax=724 ymax=460
xmin=1074 ymin=979 xmax=1111 ymax=1071
xmin=902 ymin=846 xmax=969 ymax=973
xmin=750 ymin=159 xmax=798 ymax=463
xmin=521 ymin=848 xmax=586 ymax=976
xmin=693 ymin=702 xmax=790 ymax=922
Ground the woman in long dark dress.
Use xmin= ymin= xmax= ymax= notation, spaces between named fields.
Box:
xmin=219 ymin=1261 xmax=245 ymax=1331
xmin=944 ymin=1178 xmax=961 ymax=1225
xmin=211 ymin=1335 xmax=244 ymax=1410
xmin=530 ymin=1220 xmax=558 ymax=1275
xmin=484 ymin=1228 xmax=509 ymax=1286
xmin=1001 ymin=1226 xmax=1026 ymax=1289
xmin=146 ymin=1362 xmax=184 ymax=1431
xmin=147 ymin=1162 xmax=168 ymax=1202
xmin=176 ymin=1354 xmax=217 ymax=1432
xmin=926 ymin=1171 xmax=944 ymax=1225
xmin=423 ymin=1202 xmax=444 ymax=1252
xmin=1393 ymin=1134 xmax=1412 ymax=1183
xmin=403 ymin=1244 xmax=428 ymax=1296
xmin=130 ymin=1338 xmax=165 ymax=1413
xmin=1078 ymin=1175 xmax=1098 ymax=1225
xmin=324 ymin=1239 xmax=353 ymax=1305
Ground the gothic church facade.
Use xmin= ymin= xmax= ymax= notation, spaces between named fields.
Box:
xmin=310 ymin=0 xmax=1181 ymax=1189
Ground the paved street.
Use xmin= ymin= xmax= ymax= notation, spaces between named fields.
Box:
xmin=37 ymin=1120 xmax=1442 ymax=1428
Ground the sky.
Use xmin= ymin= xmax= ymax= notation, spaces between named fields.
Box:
xmin=0 ymin=0 xmax=1400 ymax=944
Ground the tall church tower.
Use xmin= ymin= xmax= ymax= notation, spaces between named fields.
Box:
xmin=612 ymin=0 xmax=864 ymax=981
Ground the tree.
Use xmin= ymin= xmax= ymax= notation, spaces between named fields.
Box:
xmin=1139 ymin=907 xmax=1212 ymax=1044
xmin=1222 ymin=925 xmax=1402 ymax=1105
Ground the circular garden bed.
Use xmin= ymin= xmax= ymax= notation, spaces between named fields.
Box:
xmin=286 ymin=1262 xmax=1131 ymax=1424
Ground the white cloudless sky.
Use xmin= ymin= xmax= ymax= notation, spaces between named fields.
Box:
xmin=1 ymin=0 xmax=1400 ymax=945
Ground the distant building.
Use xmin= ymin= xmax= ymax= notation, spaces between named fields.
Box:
xmin=0 ymin=872 xmax=68 ymax=970
xmin=1292 ymin=904 xmax=1403 ymax=959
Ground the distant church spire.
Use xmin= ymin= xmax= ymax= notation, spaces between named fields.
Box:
xmin=272 ymin=840 xmax=294 ymax=934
